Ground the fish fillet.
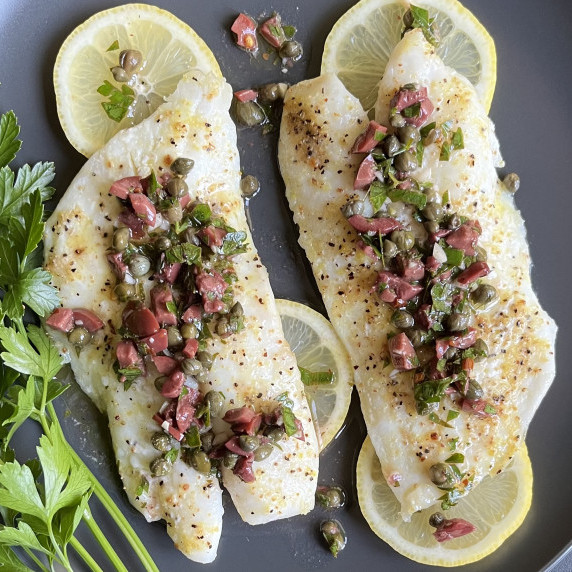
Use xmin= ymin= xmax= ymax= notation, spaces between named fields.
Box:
xmin=278 ymin=30 xmax=556 ymax=519
xmin=44 ymin=72 xmax=319 ymax=563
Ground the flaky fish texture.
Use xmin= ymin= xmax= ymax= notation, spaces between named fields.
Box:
xmin=279 ymin=30 xmax=556 ymax=520
xmin=44 ymin=72 xmax=318 ymax=563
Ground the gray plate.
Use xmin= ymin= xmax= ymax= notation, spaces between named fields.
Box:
xmin=1 ymin=0 xmax=570 ymax=570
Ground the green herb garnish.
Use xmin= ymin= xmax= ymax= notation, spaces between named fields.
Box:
xmin=406 ymin=5 xmax=440 ymax=46
xmin=299 ymin=366 xmax=334 ymax=386
xmin=97 ymin=80 xmax=135 ymax=123
xmin=106 ymin=40 xmax=120 ymax=51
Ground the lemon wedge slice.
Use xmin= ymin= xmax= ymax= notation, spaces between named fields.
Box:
xmin=276 ymin=299 xmax=354 ymax=451
xmin=357 ymin=436 xmax=533 ymax=566
xmin=54 ymin=3 xmax=221 ymax=157
xmin=321 ymin=0 xmax=496 ymax=112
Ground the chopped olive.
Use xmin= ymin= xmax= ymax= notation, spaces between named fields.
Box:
xmin=446 ymin=312 xmax=470 ymax=332
xmin=279 ymin=40 xmax=303 ymax=60
xmin=197 ymin=351 xmax=214 ymax=369
xmin=150 ymin=456 xmax=172 ymax=477
xmin=68 ymin=327 xmax=91 ymax=347
xmin=155 ymin=235 xmax=172 ymax=251
xmin=383 ymin=134 xmax=401 ymax=157
xmin=110 ymin=66 xmax=129 ymax=83
xmin=253 ymin=443 xmax=273 ymax=462
xmin=429 ymin=462 xmax=458 ymax=489
xmin=114 ymin=282 xmax=135 ymax=302
xmin=240 ymin=174 xmax=260 ymax=198
xmin=341 ymin=199 xmax=365 ymax=219
xmin=383 ymin=239 xmax=399 ymax=259
xmin=397 ymin=125 xmax=421 ymax=146
xmin=394 ymin=150 xmax=418 ymax=172
xmin=113 ymin=227 xmax=131 ymax=251
xmin=151 ymin=432 xmax=171 ymax=452
xmin=165 ymin=177 xmax=188 ymax=198
xmin=316 ymin=485 xmax=346 ymax=509
xmin=166 ymin=326 xmax=183 ymax=348
xmin=191 ymin=450 xmax=211 ymax=474
xmin=119 ymin=49 xmax=143 ymax=74
xmin=429 ymin=512 xmax=445 ymax=528
xmin=170 ymin=157 xmax=195 ymax=177
xmin=391 ymin=309 xmax=414 ymax=330
xmin=181 ymin=322 xmax=198 ymax=339
xmin=422 ymin=202 xmax=444 ymax=221
xmin=129 ymin=255 xmax=151 ymax=277
xmin=224 ymin=451 xmax=239 ymax=469
xmin=320 ymin=519 xmax=347 ymax=558
xmin=463 ymin=378 xmax=484 ymax=401
xmin=390 ymin=230 xmax=415 ymax=251
xmin=471 ymin=284 xmax=498 ymax=307
xmin=181 ymin=358 xmax=202 ymax=376
xmin=503 ymin=172 xmax=520 ymax=193
xmin=239 ymin=435 xmax=259 ymax=452
xmin=234 ymin=100 xmax=266 ymax=127
xmin=205 ymin=391 xmax=224 ymax=417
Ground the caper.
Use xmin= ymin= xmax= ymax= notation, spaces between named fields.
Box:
xmin=165 ymin=177 xmax=188 ymax=198
xmin=119 ymin=49 xmax=143 ymax=74
xmin=257 ymin=83 xmax=283 ymax=103
xmin=240 ymin=174 xmax=260 ymax=198
xmin=391 ymin=310 xmax=414 ymax=330
xmin=471 ymin=284 xmax=498 ymax=307
xmin=383 ymin=239 xmax=399 ymax=259
xmin=424 ymin=220 xmax=440 ymax=234
xmin=429 ymin=512 xmax=445 ymax=528
xmin=397 ymin=125 xmax=421 ymax=147
xmin=443 ymin=346 xmax=458 ymax=360
xmin=150 ymin=456 xmax=171 ymax=477
xmin=170 ymin=157 xmax=195 ymax=177
xmin=230 ymin=301 xmax=244 ymax=317
xmin=200 ymin=431 xmax=214 ymax=452
xmin=341 ymin=199 xmax=365 ymax=219
xmin=316 ymin=485 xmax=346 ymax=509
xmin=184 ymin=227 xmax=200 ymax=244
xmin=422 ymin=202 xmax=444 ymax=222
xmin=181 ymin=358 xmax=202 ymax=376
xmin=447 ymin=212 xmax=461 ymax=229
xmin=239 ymin=435 xmax=259 ymax=452
xmin=472 ymin=338 xmax=489 ymax=360
xmin=114 ymin=282 xmax=136 ymax=302
xmin=447 ymin=312 xmax=470 ymax=332
xmin=383 ymin=134 xmax=401 ymax=157
xmin=464 ymin=378 xmax=484 ymax=401
xmin=429 ymin=462 xmax=458 ymax=489
xmin=68 ymin=327 xmax=91 ymax=347
xmin=402 ymin=82 xmax=420 ymax=91
xmin=205 ymin=391 xmax=224 ymax=417
xmin=407 ymin=329 xmax=426 ymax=348
xmin=197 ymin=351 xmax=213 ymax=370
xmin=154 ymin=376 xmax=167 ymax=392
xmin=155 ymin=235 xmax=172 ymax=251
xmin=253 ymin=443 xmax=273 ymax=462
xmin=279 ymin=40 xmax=303 ymax=60
xmin=234 ymin=101 xmax=266 ymax=127
xmin=424 ymin=188 xmax=442 ymax=204
xmin=474 ymin=245 xmax=487 ymax=263
xmin=179 ymin=322 xmax=197 ymax=340
xmin=113 ymin=227 xmax=131 ymax=251
xmin=503 ymin=172 xmax=520 ymax=193
xmin=216 ymin=317 xmax=231 ymax=336
xmin=266 ymin=427 xmax=285 ymax=442
xmin=190 ymin=450 xmax=211 ymax=474
xmin=390 ymin=230 xmax=415 ymax=251
xmin=423 ymin=127 xmax=440 ymax=146
xmin=110 ymin=66 xmax=129 ymax=83
xmin=129 ymin=255 xmax=151 ymax=277
xmin=164 ymin=203 xmax=183 ymax=224
xmin=402 ymin=8 xmax=414 ymax=28
xmin=151 ymin=432 xmax=171 ymax=452
xmin=166 ymin=326 xmax=183 ymax=348
xmin=394 ymin=150 xmax=418 ymax=172
xmin=223 ymin=451 xmax=239 ymax=469
xmin=320 ymin=519 xmax=347 ymax=558
xmin=389 ymin=112 xmax=406 ymax=128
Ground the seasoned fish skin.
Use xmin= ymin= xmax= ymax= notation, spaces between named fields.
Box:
xmin=279 ymin=31 xmax=555 ymax=519
xmin=44 ymin=73 xmax=318 ymax=562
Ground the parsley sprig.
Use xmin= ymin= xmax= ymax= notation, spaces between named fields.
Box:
xmin=0 ymin=111 xmax=158 ymax=571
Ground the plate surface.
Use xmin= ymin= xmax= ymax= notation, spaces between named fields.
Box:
xmin=1 ymin=1 xmax=570 ymax=570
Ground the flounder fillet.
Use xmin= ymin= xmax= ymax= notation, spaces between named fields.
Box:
xmin=44 ymin=72 xmax=318 ymax=563
xmin=279 ymin=30 xmax=556 ymax=519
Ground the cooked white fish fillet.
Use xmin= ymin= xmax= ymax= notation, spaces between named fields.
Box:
xmin=44 ymin=72 xmax=318 ymax=562
xmin=279 ymin=30 xmax=556 ymax=520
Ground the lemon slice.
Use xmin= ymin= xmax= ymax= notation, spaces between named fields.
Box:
xmin=276 ymin=299 xmax=354 ymax=451
xmin=321 ymin=0 xmax=496 ymax=112
xmin=54 ymin=3 xmax=221 ymax=157
xmin=357 ymin=436 xmax=533 ymax=566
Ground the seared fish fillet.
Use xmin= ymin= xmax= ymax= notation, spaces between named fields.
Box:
xmin=44 ymin=72 xmax=318 ymax=563
xmin=279 ymin=30 xmax=556 ymax=519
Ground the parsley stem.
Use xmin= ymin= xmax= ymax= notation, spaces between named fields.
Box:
xmin=22 ymin=547 xmax=50 ymax=572
xmin=69 ymin=536 xmax=104 ymax=572
xmin=82 ymin=505 xmax=128 ymax=572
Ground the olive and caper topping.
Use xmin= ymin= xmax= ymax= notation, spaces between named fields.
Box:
xmin=164 ymin=203 xmax=183 ymax=224
xmin=150 ymin=456 xmax=172 ymax=477
xmin=446 ymin=312 xmax=470 ymax=332
xmin=316 ymin=485 xmax=346 ymax=509
xmin=240 ymin=174 xmax=260 ymax=198
xmin=341 ymin=199 xmax=365 ymax=219
xmin=391 ymin=309 xmax=414 ymax=330
xmin=200 ymin=431 xmax=214 ymax=452
xmin=181 ymin=358 xmax=202 ymax=376
xmin=180 ymin=322 xmax=198 ymax=339
xmin=190 ymin=450 xmax=211 ymax=474
xmin=429 ymin=512 xmax=446 ymax=528
xmin=197 ymin=351 xmax=214 ymax=370
xmin=238 ymin=435 xmax=259 ymax=452
xmin=463 ymin=378 xmax=484 ymax=401
xmin=166 ymin=326 xmax=183 ymax=348
xmin=68 ymin=327 xmax=91 ymax=347
xmin=155 ymin=235 xmax=172 ymax=251
xmin=165 ymin=177 xmax=188 ymax=198
xmin=502 ymin=172 xmax=520 ymax=193
xmin=394 ymin=150 xmax=418 ymax=173
xmin=383 ymin=239 xmax=399 ymax=259
xmin=320 ymin=519 xmax=347 ymax=558
xmin=111 ymin=66 xmax=130 ymax=83
xmin=129 ymin=255 xmax=151 ymax=277
xmin=151 ymin=432 xmax=171 ymax=452
xmin=119 ymin=49 xmax=143 ymax=74
xmin=114 ymin=282 xmax=136 ymax=302
xmin=205 ymin=391 xmax=224 ymax=417
xmin=253 ymin=443 xmax=273 ymax=461
xmin=429 ymin=462 xmax=458 ymax=489
xmin=422 ymin=202 xmax=444 ymax=222
xmin=266 ymin=426 xmax=285 ymax=443
xmin=471 ymin=284 xmax=498 ymax=307
xmin=383 ymin=134 xmax=401 ymax=157
xmin=279 ymin=40 xmax=303 ymax=60
xmin=390 ymin=230 xmax=415 ymax=251
xmin=472 ymin=338 xmax=489 ymax=360
xmin=170 ymin=157 xmax=195 ymax=177
xmin=234 ymin=101 xmax=267 ymax=127
xmin=113 ymin=227 xmax=130 ymax=251
xmin=397 ymin=125 xmax=420 ymax=147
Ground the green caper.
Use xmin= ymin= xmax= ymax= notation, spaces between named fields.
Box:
xmin=394 ymin=150 xmax=418 ymax=172
xmin=397 ymin=125 xmax=421 ymax=147
xmin=234 ymin=101 xmax=266 ymax=127
xmin=68 ymin=327 xmax=91 ymax=347
xmin=447 ymin=213 xmax=461 ymax=229
xmin=150 ymin=456 xmax=172 ymax=477
xmin=239 ymin=435 xmax=259 ymax=452
xmin=170 ymin=157 xmax=195 ymax=177
xmin=205 ymin=391 xmax=224 ymax=417
xmin=503 ymin=172 xmax=520 ymax=193
xmin=429 ymin=512 xmax=445 ymax=528
xmin=216 ymin=317 xmax=231 ymax=336
xmin=391 ymin=310 xmax=414 ymax=330
xmin=471 ymin=284 xmax=498 ymax=307
xmin=190 ymin=450 xmax=211 ymax=474
xmin=129 ymin=255 xmax=151 ymax=277
xmin=114 ymin=282 xmax=136 ymax=302
xmin=464 ymin=378 xmax=484 ymax=401
xmin=422 ymin=202 xmax=444 ymax=221
xmin=181 ymin=358 xmax=202 ymax=376
xmin=474 ymin=245 xmax=487 ymax=263
xmin=165 ymin=177 xmax=188 ymax=198
xmin=113 ymin=227 xmax=131 ymax=251
xmin=389 ymin=112 xmax=406 ymax=128
xmin=164 ymin=203 xmax=183 ymax=224
xmin=341 ymin=199 xmax=365 ymax=219
xmin=266 ymin=427 xmax=285 ymax=442
xmin=472 ymin=338 xmax=489 ymax=361
xmin=119 ymin=49 xmax=143 ymax=74
xmin=155 ymin=235 xmax=172 ymax=251
xmin=200 ymin=431 xmax=214 ymax=452
xmin=443 ymin=346 xmax=458 ymax=360
xmin=154 ymin=376 xmax=167 ymax=392
xmin=197 ymin=351 xmax=214 ymax=370
xmin=424 ymin=220 xmax=440 ymax=234
xmin=447 ymin=312 xmax=470 ymax=332
xmin=402 ymin=8 xmax=414 ymax=28
xmin=429 ymin=462 xmax=458 ymax=489
xmin=407 ymin=329 xmax=426 ymax=348
xmin=240 ymin=174 xmax=260 ymax=198
xmin=383 ymin=239 xmax=399 ymax=259
xmin=223 ymin=451 xmax=239 ymax=469
xmin=279 ymin=40 xmax=303 ymax=60
xmin=316 ymin=486 xmax=346 ymax=509
xmin=424 ymin=188 xmax=442 ymax=204
xmin=253 ymin=443 xmax=273 ymax=462
xmin=257 ymin=83 xmax=283 ymax=103
xmin=383 ymin=134 xmax=401 ymax=157
xmin=184 ymin=227 xmax=199 ymax=244
xmin=110 ymin=66 xmax=129 ymax=83
xmin=180 ymin=322 xmax=198 ymax=340
xmin=166 ymin=326 xmax=183 ymax=348
xmin=230 ymin=301 xmax=244 ymax=317
xmin=423 ymin=127 xmax=441 ymax=146
xmin=151 ymin=432 xmax=171 ymax=452
xmin=390 ymin=230 xmax=415 ymax=251
xmin=320 ymin=519 xmax=347 ymax=558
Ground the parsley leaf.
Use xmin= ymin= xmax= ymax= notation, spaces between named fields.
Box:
xmin=369 ymin=180 xmax=389 ymax=212
xmin=97 ymin=81 xmax=135 ymax=123
xmin=299 ymin=366 xmax=334 ymax=385
xmin=0 ymin=112 xmax=21 ymax=168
